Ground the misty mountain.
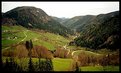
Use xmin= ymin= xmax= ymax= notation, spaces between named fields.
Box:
xmin=51 ymin=16 xmax=69 ymax=25
xmin=52 ymin=15 xmax=95 ymax=33
xmin=62 ymin=16 xmax=82 ymax=27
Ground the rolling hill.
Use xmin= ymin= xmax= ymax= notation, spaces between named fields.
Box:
xmin=2 ymin=25 xmax=70 ymax=50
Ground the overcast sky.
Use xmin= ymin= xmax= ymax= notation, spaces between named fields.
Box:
xmin=2 ymin=2 xmax=119 ymax=18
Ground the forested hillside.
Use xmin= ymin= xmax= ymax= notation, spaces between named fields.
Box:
xmin=72 ymin=11 xmax=119 ymax=50
xmin=2 ymin=6 xmax=74 ymax=37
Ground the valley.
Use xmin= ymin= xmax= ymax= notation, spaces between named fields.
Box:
xmin=2 ymin=6 xmax=119 ymax=72
xmin=2 ymin=25 xmax=119 ymax=71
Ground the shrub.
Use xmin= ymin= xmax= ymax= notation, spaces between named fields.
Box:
xmin=77 ymin=52 xmax=88 ymax=66
xmin=2 ymin=49 xmax=15 ymax=57
xmin=34 ymin=45 xmax=53 ymax=59
xmin=77 ymin=51 xmax=98 ymax=66
xmin=54 ymin=48 xmax=72 ymax=58
xmin=15 ymin=45 xmax=28 ymax=58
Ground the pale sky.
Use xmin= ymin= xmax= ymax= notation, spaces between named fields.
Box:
xmin=2 ymin=2 xmax=119 ymax=18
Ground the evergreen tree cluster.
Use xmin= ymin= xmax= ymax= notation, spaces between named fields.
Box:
xmin=2 ymin=58 xmax=22 ymax=72
xmin=34 ymin=59 xmax=53 ymax=71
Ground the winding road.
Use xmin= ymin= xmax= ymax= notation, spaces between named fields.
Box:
xmin=18 ymin=30 xmax=28 ymax=43
xmin=71 ymin=51 xmax=77 ymax=56
xmin=4 ymin=30 xmax=28 ymax=50
xmin=63 ymin=45 xmax=79 ymax=57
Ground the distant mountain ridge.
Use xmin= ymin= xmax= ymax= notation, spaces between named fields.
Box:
xmin=2 ymin=6 xmax=74 ymax=37
xmin=52 ymin=15 xmax=96 ymax=32
xmin=51 ymin=16 xmax=69 ymax=24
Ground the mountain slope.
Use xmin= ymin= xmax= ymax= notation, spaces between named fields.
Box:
xmin=2 ymin=25 xmax=70 ymax=50
xmin=63 ymin=16 xmax=82 ymax=28
xmin=62 ymin=15 xmax=95 ymax=32
xmin=73 ymin=11 xmax=120 ymax=50
xmin=2 ymin=6 xmax=73 ymax=37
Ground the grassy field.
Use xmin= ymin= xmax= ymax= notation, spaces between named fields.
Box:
xmin=2 ymin=25 xmax=70 ymax=50
xmin=80 ymin=66 xmax=119 ymax=71
xmin=52 ymin=58 xmax=73 ymax=71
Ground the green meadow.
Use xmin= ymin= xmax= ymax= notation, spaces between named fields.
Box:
xmin=80 ymin=66 xmax=119 ymax=71
xmin=2 ymin=26 xmax=69 ymax=50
